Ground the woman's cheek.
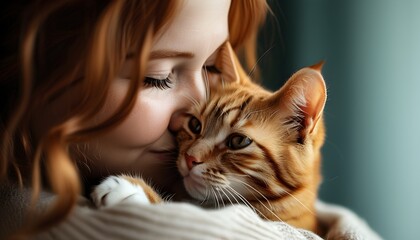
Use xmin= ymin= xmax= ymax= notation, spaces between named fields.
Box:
xmin=110 ymin=95 xmax=173 ymax=146
xmin=96 ymin=80 xmax=172 ymax=147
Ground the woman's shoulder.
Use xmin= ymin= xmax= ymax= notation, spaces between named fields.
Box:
xmin=0 ymin=184 xmax=43 ymax=238
xmin=316 ymin=200 xmax=383 ymax=240
xmin=0 ymin=185 xmax=359 ymax=240
xmin=1 ymin=185 xmax=380 ymax=240
xmin=37 ymin=199 xmax=322 ymax=240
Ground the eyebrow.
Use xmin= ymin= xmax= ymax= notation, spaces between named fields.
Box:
xmin=126 ymin=50 xmax=195 ymax=60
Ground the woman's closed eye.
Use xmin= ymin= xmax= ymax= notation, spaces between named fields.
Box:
xmin=144 ymin=76 xmax=173 ymax=90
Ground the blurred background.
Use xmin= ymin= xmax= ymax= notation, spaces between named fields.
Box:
xmin=258 ymin=1 xmax=420 ymax=239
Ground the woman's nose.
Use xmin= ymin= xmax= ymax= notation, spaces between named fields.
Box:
xmin=188 ymin=70 xmax=207 ymax=104
xmin=169 ymin=71 xmax=206 ymax=132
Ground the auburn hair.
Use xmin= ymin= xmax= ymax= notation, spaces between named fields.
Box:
xmin=0 ymin=0 xmax=268 ymax=236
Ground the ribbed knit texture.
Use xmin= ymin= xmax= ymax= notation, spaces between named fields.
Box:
xmin=1 ymin=185 xmax=382 ymax=240
xmin=35 ymin=201 xmax=321 ymax=240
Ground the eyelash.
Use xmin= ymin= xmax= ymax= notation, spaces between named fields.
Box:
xmin=144 ymin=77 xmax=173 ymax=90
xmin=143 ymin=65 xmax=219 ymax=90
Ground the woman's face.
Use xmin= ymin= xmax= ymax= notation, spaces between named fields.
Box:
xmin=81 ymin=0 xmax=231 ymax=188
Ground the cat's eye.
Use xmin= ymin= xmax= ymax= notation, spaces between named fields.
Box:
xmin=226 ymin=133 xmax=253 ymax=150
xmin=188 ymin=116 xmax=201 ymax=134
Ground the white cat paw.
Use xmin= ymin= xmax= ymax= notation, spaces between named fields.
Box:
xmin=91 ymin=176 xmax=150 ymax=208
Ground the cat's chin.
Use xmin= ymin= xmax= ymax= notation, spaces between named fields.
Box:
xmin=182 ymin=175 xmax=207 ymax=201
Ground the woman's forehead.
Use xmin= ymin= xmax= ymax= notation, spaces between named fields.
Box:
xmin=151 ymin=0 xmax=230 ymax=61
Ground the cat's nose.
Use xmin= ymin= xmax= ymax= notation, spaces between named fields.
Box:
xmin=185 ymin=153 xmax=202 ymax=170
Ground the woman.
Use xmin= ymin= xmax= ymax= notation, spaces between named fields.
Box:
xmin=0 ymin=0 xmax=380 ymax=239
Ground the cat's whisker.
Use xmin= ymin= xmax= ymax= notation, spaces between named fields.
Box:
xmin=179 ymin=92 xmax=201 ymax=112
xmin=222 ymin=186 xmax=241 ymax=207
xmin=252 ymin=195 xmax=284 ymax=222
xmin=218 ymin=186 xmax=234 ymax=207
xmin=223 ymin=186 xmax=271 ymax=219
xmin=230 ymin=178 xmax=287 ymax=222
xmin=212 ymin=186 xmax=225 ymax=206
xmin=228 ymin=173 xmax=315 ymax=215
xmin=247 ymin=45 xmax=275 ymax=78
xmin=236 ymin=183 xmax=283 ymax=221
xmin=162 ymin=193 xmax=175 ymax=202
xmin=73 ymin=144 xmax=92 ymax=174
xmin=225 ymin=185 xmax=256 ymax=212
xmin=181 ymin=91 xmax=199 ymax=107
xmin=224 ymin=186 xmax=273 ymax=221
xmin=228 ymin=175 xmax=312 ymax=221
xmin=210 ymin=185 xmax=221 ymax=209
xmin=216 ymin=187 xmax=226 ymax=208
xmin=204 ymin=183 xmax=213 ymax=201
xmin=282 ymin=189 xmax=315 ymax=216
xmin=216 ymin=187 xmax=223 ymax=208
xmin=229 ymin=176 xmax=274 ymax=210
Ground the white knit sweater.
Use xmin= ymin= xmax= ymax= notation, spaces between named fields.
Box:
xmin=0 ymin=185 xmax=382 ymax=240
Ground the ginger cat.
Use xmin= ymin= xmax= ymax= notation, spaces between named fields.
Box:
xmin=175 ymin=65 xmax=326 ymax=232
xmin=92 ymin=43 xmax=327 ymax=233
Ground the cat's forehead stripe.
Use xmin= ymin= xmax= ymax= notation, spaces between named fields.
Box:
xmin=202 ymin=96 xmax=219 ymax=116
xmin=240 ymin=95 xmax=253 ymax=111
xmin=228 ymin=97 xmax=254 ymax=128
xmin=221 ymin=95 xmax=253 ymax=120
xmin=220 ymin=93 xmax=252 ymax=117
xmin=254 ymin=142 xmax=298 ymax=191
xmin=199 ymin=91 xmax=253 ymax=139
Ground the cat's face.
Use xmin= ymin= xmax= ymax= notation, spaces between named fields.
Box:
xmin=176 ymin=64 xmax=327 ymax=204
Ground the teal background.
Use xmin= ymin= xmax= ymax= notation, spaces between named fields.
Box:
xmin=258 ymin=1 xmax=420 ymax=239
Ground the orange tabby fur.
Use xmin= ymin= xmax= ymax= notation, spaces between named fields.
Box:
xmin=121 ymin=175 xmax=162 ymax=204
xmin=175 ymin=61 xmax=327 ymax=233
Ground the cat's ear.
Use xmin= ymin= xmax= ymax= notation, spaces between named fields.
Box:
xmin=274 ymin=62 xmax=327 ymax=136
xmin=207 ymin=41 xmax=251 ymax=90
